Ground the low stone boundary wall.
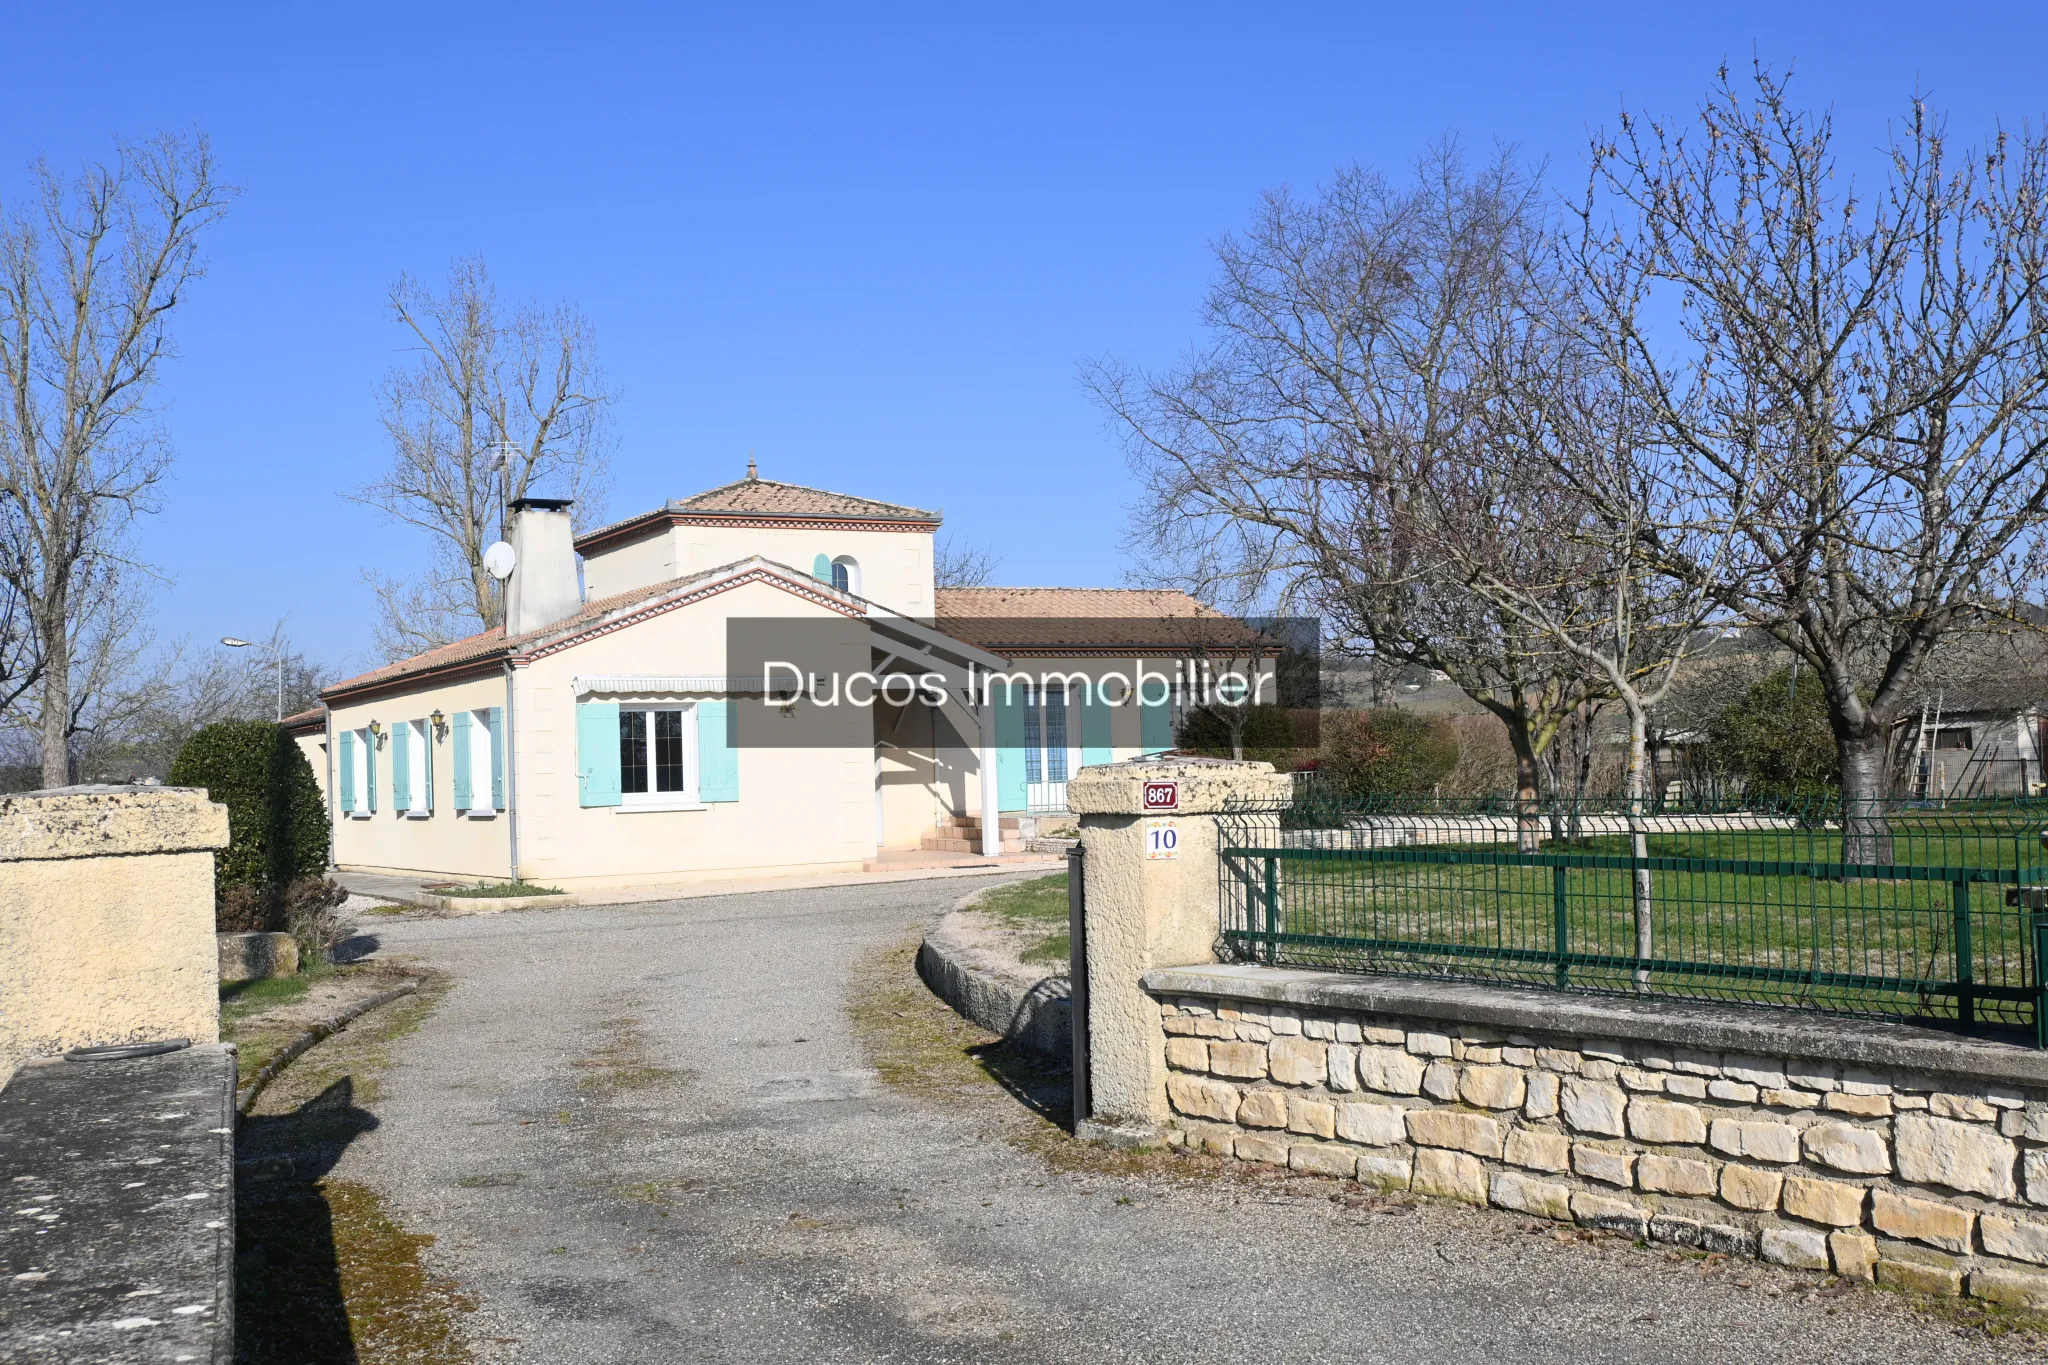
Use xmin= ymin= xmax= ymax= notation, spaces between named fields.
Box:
xmin=916 ymin=899 xmax=1069 ymax=1057
xmin=1146 ymin=963 xmax=2048 ymax=1308
xmin=0 ymin=1042 xmax=237 ymax=1362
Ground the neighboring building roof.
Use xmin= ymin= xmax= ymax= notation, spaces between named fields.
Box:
xmin=322 ymin=557 xmax=865 ymax=702
xmin=933 ymin=587 xmax=1277 ymax=654
xmin=1905 ymin=679 xmax=2048 ymax=718
xmin=575 ymin=477 xmax=940 ymax=555
xmin=280 ymin=706 xmax=327 ymax=734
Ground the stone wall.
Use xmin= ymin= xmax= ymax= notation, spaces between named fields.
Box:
xmin=0 ymin=785 xmax=229 ymax=1088
xmin=1152 ymin=971 xmax=2048 ymax=1309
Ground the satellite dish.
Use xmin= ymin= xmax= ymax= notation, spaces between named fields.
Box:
xmin=483 ymin=541 xmax=517 ymax=581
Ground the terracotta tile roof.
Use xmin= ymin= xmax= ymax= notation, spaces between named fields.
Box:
xmin=934 ymin=587 xmax=1276 ymax=652
xmin=575 ymin=477 xmax=938 ymax=552
xmin=323 ymin=558 xmax=856 ymax=699
xmin=280 ymin=706 xmax=327 ymax=732
xmin=675 ymin=477 xmax=936 ymax=521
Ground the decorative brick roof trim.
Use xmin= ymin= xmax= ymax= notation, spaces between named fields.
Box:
xmin=575 ymin=508 xmax=939 ymax=556
xmin=512 ymin=565 xmax=864 ymax=664
xmin=327 ymin=560 xmax=865 ymax=698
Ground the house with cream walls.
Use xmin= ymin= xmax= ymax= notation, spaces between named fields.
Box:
xmin=314 ymin=470 xmax=1273 ymax=891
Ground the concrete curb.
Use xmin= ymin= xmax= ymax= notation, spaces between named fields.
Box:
xmin=915 ymin=887 xmax=1071 ymax=1058
xmin=418 ymin=891 xmax=576 ymax=915
xmin=235 ymin=980 xmax=421 ymax=1116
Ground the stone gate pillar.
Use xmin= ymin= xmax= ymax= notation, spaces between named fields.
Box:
xmin=0 ymin=785 xmax=230 ymax=1087
xmin=1066 ymin=758 xmax=1292 ymax=1142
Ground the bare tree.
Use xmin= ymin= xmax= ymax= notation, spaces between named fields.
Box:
xmin=933 ymin=533 xmax=1002 ymax=589
xmin=350 ymin=257 xmax=615 ymax=657
xmin=0 ymin=497 xmax=39 ymax=717
xmin=1088 ymin=146 xmax=1608 ymax=827
xmin=0 ymin=134 xmax=231 ymax=785
xmin=1576 ymin=65 xmax=2048 ymax=859
xmin=1440 ymin=349 xmax=1739 ymax=978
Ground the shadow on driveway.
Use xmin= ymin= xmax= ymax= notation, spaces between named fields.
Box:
xmin=234 ymin=1077 xmax=378 ymax=1365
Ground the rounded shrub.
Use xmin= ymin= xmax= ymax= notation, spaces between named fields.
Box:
xmin=1317 ymin=708 xmax=1459 ymax=797
xmin=169 ymin=720 xmax=329 ymax=930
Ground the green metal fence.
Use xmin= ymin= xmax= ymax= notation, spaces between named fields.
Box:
xmin=1216 ymin=796 xmax=2048 ymax=1044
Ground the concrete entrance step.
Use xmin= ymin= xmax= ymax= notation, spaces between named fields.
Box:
xmin=919 ymin=835 xmax=1029 ymax=854
xmin=863 ymin=849 xmax=1062 ymax=873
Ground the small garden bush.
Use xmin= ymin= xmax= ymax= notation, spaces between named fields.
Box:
xmin=1705 ymin=667 xmax=1840 ymax=804
xmin=1317 ymin=708 xmax=1459 ymax=797
xmin=1177 ymin=703 xmax=1314 ymax=770
xmin=169 ymin=720 xmax=330 ymax=933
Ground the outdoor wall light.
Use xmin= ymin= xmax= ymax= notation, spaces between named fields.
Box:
xmin=367 ymin=719 xmax=383 ymax=739
xmin=430 ymin=708 xmax=447 ymax=738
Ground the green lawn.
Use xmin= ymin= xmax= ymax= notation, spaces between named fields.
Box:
xmin=219 ymin=967 xmax=325 ymax=1030
xmin=979 ymin=873 xmax=1071 ymax=966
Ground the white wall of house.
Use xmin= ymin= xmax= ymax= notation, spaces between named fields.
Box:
xmin=582 ymin=522 xmax=935 ymax=617
xmin=507 ymin=574 xmax=877 ymax=889
xmin=327 ymin=672 xmax=517 ymax=883
xmin=327 ymin=571 xmax=886 ymax=891
xmin=291 ymin=730 xmax=328 ymax=803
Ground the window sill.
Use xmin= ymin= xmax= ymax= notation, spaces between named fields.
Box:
xmin=346 ymin=812 xmax=373 ymax=820
xmin=461 ymin=809 xmax=498 ymax=820
xmin=617 ymin=797 xmax=706 ymax=813
xmin=401 ymin=810 xmax=432 ymax=820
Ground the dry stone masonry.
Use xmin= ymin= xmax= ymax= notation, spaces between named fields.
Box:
xmin=1156 ymin=987 xmax=2048 ymax=1309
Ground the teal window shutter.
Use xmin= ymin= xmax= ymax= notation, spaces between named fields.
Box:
xmin=392 ymin=720 xmax=411 ymax=811
xmin=488 ymin=707 xmax=506 ymax=809
xmin=697 ymin=700 xmax=739 ymax=802
xmin=422 ymin=720 xmax=435 ymax=813
xmin=338 ymin=729 xmax=356 ymax=813
xmin=366 ymin=730 xmax=378 ymax=812
xmin=812 ymin=552 xmax=832 ymax=582
xmin=1140 ymin=694 xmax=1173 ymax=755
xmin=577 ymin=701 xmax=622 ymax=807
xmin=1081 ymin=681 xmax=1113 ymax=768
xmin=994 ymin=682 xmax=1027 ymax=812
xmin=451 ymin=710 xmax=472 ymax=810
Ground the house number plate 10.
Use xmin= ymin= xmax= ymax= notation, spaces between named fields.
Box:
xmin=1145 ymin=819 xmax=1180 ymax=860
xmin=1142 ymin=781 xmax=1179 ymax=811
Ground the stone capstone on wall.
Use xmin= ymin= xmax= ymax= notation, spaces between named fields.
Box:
xmin=1150 ymin=967 xmax=2048 ymax=1306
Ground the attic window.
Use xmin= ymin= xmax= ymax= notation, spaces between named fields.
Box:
xmin=831 ymin=556 xmax=861 ymax=596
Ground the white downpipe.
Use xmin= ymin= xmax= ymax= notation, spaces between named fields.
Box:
xmin=978 ymin=695 xmax=1000 ymax=858
xmin=504 ymin=661 xmax=520 ymax=884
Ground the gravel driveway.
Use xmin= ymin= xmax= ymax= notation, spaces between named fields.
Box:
xmin=339 ymin=878 xmax=2032 ymax=1363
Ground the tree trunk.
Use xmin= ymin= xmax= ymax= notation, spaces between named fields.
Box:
xmin=37 ymin=599 xmax=69 ymax=789
xmin=1508 ymin=711 xmax=1542 ymax=853
xmin=1625 ymin=703 xmax=1652 ymax=989
xmin=1839 ymin=728 xmax=1894 ymax=867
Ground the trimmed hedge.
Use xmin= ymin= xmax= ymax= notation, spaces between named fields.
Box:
xmin=169 ymin=720 xmax=329 ymax=927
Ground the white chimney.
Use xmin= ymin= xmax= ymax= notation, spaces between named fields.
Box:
xmin=505 ymin=498 xmax=582 ymax=636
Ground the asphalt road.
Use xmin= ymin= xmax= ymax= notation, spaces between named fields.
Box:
xmin=343 ymin=878 xmax=2028 ymax=1364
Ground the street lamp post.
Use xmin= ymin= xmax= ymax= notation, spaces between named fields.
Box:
xmin=221 ymin=636 xmax=284 ymax=721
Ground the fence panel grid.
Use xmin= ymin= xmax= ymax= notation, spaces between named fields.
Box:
xmin=1217 ymin=796 xmax=2048 ymax=1043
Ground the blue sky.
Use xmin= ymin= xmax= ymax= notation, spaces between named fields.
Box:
xmin=5 ymin=2 xmax=2045 ymax=676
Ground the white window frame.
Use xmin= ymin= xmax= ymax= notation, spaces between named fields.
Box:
xmin=464 ymin=708 xmax=497 ymax=819
xmin=348 ymin=728 xmax=372 ymax=818
xmin=618 ymin=701 xmax=703 ymax=813
xmin=401 ymin=718 xmax=431 ymax=818
xmin=830 ymin=555 xmax=861 ymax=597
xmin=1022 ymin=683 xmax=1078 ymax=813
